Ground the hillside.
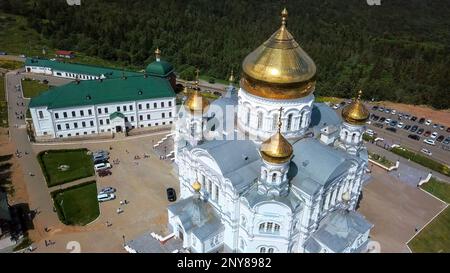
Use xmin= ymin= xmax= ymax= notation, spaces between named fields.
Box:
xmin=1 ymin=0 xmax=449 ymax=109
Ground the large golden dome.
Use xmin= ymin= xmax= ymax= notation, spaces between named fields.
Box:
xmin=341 ymin=90 xmax=370 ymax=125
xmin=260 ymin=108 xmax=293 ymax=164
xmin=241 ymin=8 xmax=316 ymax=100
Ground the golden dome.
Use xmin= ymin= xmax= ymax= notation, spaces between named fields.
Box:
xmin=341 ymin=90 xmax=370 ymax=125
xmin=192 ymin=180 xmax=202 ymax=192
xmin=241 ymin=8 xmax=317 ymax=100
xmin=184 ymin=69 xmax=209 ymax=113
xmin=229 ymin=68 xmax=235 ymax=84
xmin=260 ymin=108 xmax=293 ymax=164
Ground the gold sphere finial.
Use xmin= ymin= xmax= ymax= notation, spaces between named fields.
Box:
xmin=281 ymin=7 xmax=288 ymax=26
xmin=357 ymin=89 xmax=363 ymax=100
xmin=229 ymin=68 xmax=235 ymax=83
xmin=194 ymin=68 xmax=200 ymax=87
xmin=192 ymin=180 xmax=202 ymax=192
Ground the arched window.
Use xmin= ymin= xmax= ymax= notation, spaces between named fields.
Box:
xmin=286 ymin=114 xmax=293 ymax=131
xmin=262 ymin=170 xmax=267 ymax=180
xmin=259 ymin=223 xmax=265 ymax=232
xmin=259 ymin=222 xmax=281 ymax=234
xmin=268 ymin=248 xmax=274 ymax=253
xmin=274 ymin=224 xmax=280 ymax=233
xmin=352 ymin=133 xmax=357 ymax=142
xmin=260 ymin=247 xmax=266 ymax=253
xmin=257 ymin=112 xmax=263 ymax=129
xmin=272 ymin=173 xmax=277 ymax=183
xmin=267 ymin=222 xmax=273 ymax=231
xmin=190 ymin=123 xmax=196 ymax=136
xmin=246 ymin=109 xmax=251 ymax=125
xmin=299 ymin=112 xmax=304 ymax=129
xmin=272 ymin=113 xmax=278 ymax=130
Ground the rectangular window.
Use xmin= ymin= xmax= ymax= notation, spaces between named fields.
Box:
xmin=147 ymin=114 xmax=150 ymax=120
xmin=130 ymin=116 xmax=134 ymax=122
xmin=82 ymin=121 xmax=86 ymax=127
xmin=125 ymin=117 xmax=128 ymax=122
xmin=169 ymin=112 xmax=172 ymax=117
xmin=54 ymin=113 xmax=59 ymax=119
xmin=80 ymin=110 xmax=84 ymax=117
xmin=105 ymin=108 xmax=109 ymax=114
xmin=123 ymin=105 xmax=127 ymax=111
xmin=38 ymin=111 xmax=44 ymax=119
xmin=63 ymin=112 xmax=67 ymax=118
xmin=106 ymin=119 xmax=110 ymax=125
xmin=169 ymin=101 xmax=172 ymax=107
xmin=72 ymin=111 xmax=76 ymax=117
xmin=161 ymin=102 xmax=164 ymax=108
xmin=146 ymin=103 xmax=150 ymax=109
xmin=88 ymin=109 xmax=92 ymax=115
xmin=138 ymin=104 xmax=142 ymax=110
xmin=139 ymin=115 xmax=143 ymax=121
xmin=65 ymin=123 xmax=70 ymax=129
xmin=90 ymin=121 xmax=94 ymax=127
xmin=162 ymin=113 xmax=165 ymax=118
xmin=98 ymin=108 xmax=102 ymax=114
xmin=215 ymin=185 xmax=219 ymax=202
xmin=153 ymin=102 xmax=157 ymax=108
xmin=129 ymin=105 xmax=133 ymax=111
xmin=74 ymin=122 xmax=78 ymax=128
xmin=57 ymin=124 xmax=61 ymax=130
xmin=100 ymin=119 xmax=104 ymax=125
xmin=84 ymin=132 xmax=87 ymax=135
xmin=117 ymin=106 xmax=120 ymax=112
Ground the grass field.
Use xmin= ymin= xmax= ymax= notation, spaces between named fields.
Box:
xmin=391 ymin=147 xmax=449 ymax=177
xmin=0 ymin=60 xmax=23 ymax=70
xmin=38 ymin=149 xmax=94 ymax=187
xmin=21 ymin=78 xmax=49 ymax=98
xmin=315 ymin=96 xmax=341 ymax=104
xmin=421 ymin=177 xmax=450 ymax=203
xmin=52 ymin=181 xmax=100 ymax=226
xmin=0 ymin=76 xmax=8 ymax=127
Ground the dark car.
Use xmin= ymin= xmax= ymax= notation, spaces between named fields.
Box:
xmin=437 ymin=135 xmax=445 ymax=142
xmin=410 ymin=125 xmax=418 ymax=132
xmin=42 ymin=79 xmax=49 ymax=84
xmin=379 ymin=117 xmax=386 ymax=122
xmin=166 ymin=188 xmax=176 ymax=202
xmin=386 ymin=127 xmax=397 ymax=133
xmin=97 ymin=169 xmax=112 ymax=177
xmin=424 ymin=131 xmax=431 ymax=137
xmin=418 ymin=118 xmax=425 ymax=124
xmin=444 ymin=137 xmax=450 ymax=145
xmin=447 ymin=127 xmax=450 ymax=133
xmin=372 ymin=106 xmax=379 ymax=110
xmin=94 ymin=158 xmax=108 ymax=165
xmin=403 ymin=125 xmax=411 ymax=130
xmin=408 ymin=134 xmax=420 ymax=141
xmin=389 ymin=120 xmax=398 ymax=127
xmin=374 ymin=123 xmax=384 ymax=128
xmin=417 ymin=128 xmax=424 ymax=135
xmin=410 ymin=116 xmax=417 ymax=122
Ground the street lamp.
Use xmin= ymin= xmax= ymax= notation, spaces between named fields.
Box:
xmin=122 ymin=235 xmax=126 ymax=246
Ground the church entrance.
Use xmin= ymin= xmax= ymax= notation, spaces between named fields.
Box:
xmin=116 ymin=126 xmax=122 ymax=133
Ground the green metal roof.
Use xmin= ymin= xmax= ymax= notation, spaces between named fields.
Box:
xmin=25 ymin=58 xmax=142 ymax=79
xmin=145 ymin=60 xmax=174 ymax=77
xmin=110 ymin=112 xmax=125 ymax=120
xmin=29 ymin=75 xmax=175 ymax=109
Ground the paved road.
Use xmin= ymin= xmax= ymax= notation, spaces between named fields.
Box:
xmin=5 ymin=70 xmax=61 ymax=233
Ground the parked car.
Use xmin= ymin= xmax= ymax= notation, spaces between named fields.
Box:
xmin=379 ymin=117 xmax=386 ymax=122
xmin=433 ymin=123 xmax=439 ymax=129
xmin=408 ymin=134 xmax=420 ymax=141
xmin=418 ymin=118 xmax=425 ymax=124
xmin=391 ymin=109 xmax=396 ymax=115
xmin=93 ymin=154 xmax=109 ymax=162
xmin=374 ymin=123 xmax=384 ymax=129
xmin=389 ymin=120 xmax=397 ymax=127
xmin=372 ymin=106 xmax=379 ymax=110
xmin=97 ymin=193 xmax=116 ymax=202
xmin=403 ymin=125 xmax=411 ymax=130
xmin=430 ymin=132 xmax=438 ymax=139
xmin=99 ymin=187 xmax=116 ymax=195
xmin=420 ymin=148 xmax=432 ymax=156
xmin=417 ymin=128 xmax=424 ymax=135
xmin=444 ymin=137 xmax=450 ymax=145
xmin=366 ymin=129 xmax=375 ymax=136
xmin=439 ymin=125 xmax=445 ymax=131
xmin=410 ymin=116 xmax=417 ymax=121
xmin=372 ymin=115 xmax=380 ymax=121
xmin=94 ymin=162 xmax=111 ymax=171
xmin=410 ymin=125 xmax=418 ymax=132
xmin=397 ymin=122 xmax=404 ymax=128
xmin=93 ymin=150 xmax=109 ymax=157
xmin=425 ymin=120 xmax=432 ymax=126
xmin=166 ymin=188 xmax=176 ymax=202
xmin=447 ymin=127 xmax=450 ymax=133
xmin=97 ymin=169 xmax=112 ymax=177
xmin=378 ymin=107 xmax=384 ymax=112
xmin=386 ymin=127 xmax=397 ymax=133
xmin=436 ymin=135 xmax=445 ymax=142
xmin=0 ymin=51 xmax=7 ymax=55
xmin=424 ymin=131 xmax=431 ymax=137
xmin=384 ymin=118 xmax=391 ymax=124
xmin=423 ymin=139 xmax=436 ymax=146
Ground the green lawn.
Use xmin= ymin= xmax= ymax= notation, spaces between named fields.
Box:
xmin=52 ymin=181 xmax=100 ymax=226
xmin=37 ymin=149 xmax=94 ymax=187
xmin=408 ymin=207 xmax=450 ymax=253
xmin=21 ymin=79 xmax=49 ymax=98
xmin=369 ymin=152 xmax=395 ymax=168
xmin=315 ymin=96 xmax=341 ymax=104
xmin=391 ymin=147 xmax=450 ymax=177
xmin=0 ymin=60 xmax=23 ymax=70
xmin=421 ymin=177 xmax=450 ymax=203
xmin=0 ymin=76 xmax=7 ymax=127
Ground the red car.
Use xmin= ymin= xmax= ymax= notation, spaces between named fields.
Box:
xmin=97 ymin=169 xmax=112 ymax=177
xmin=424 ymin=131 xmax=431 ymax=137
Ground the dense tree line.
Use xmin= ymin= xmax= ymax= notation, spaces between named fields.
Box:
xmin=2 ymin=0 xmax=449 ymax=109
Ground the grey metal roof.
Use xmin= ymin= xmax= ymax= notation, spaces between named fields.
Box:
xmin=126 ymin=232 xmax=183 ymax=253
xmin=306 ymin=209 xmax=373 ymax=253
xmin=303 ymin=237 xmax=322 ymax=253
xmin=192 ymin=216 xmax=224 ymax=240
xmin=310 ymin=103 xmax=341 ymax=128
xmin=242 ymin=183 xmax=302 ymax=211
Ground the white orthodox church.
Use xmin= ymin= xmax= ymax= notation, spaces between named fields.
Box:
xmin=167 ymin=8 xmax=373 ymax=253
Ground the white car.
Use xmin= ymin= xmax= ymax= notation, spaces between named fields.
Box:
xmin=425 ymin=119 xmax=432 ymax=126
xmin=420 ymin=148 xmax=432 ymax=156
xmin=391 ymin=110 xmax=396 ymax=115
xmin=332 ymin=104 xmax=339 ymax=110
xmin=384 ymin=118 xmax=391 ymax=124
xmin=366 ymin=129 xmax=375 ymax=136
xmin=397 ymin=122 xmax=404 ymax=128
xmin=423 ymin=139 xmax=436 ymax=146
xmin=94 ymin=162 xmax=111 ymax=171
xmin=97 ymin=193 xmax=116 ymax=202
xmin=430 ymin=132 xmax=438 ymax=139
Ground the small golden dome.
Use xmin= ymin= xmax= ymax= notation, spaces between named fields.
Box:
xmin=229 ymin=68 xmax=235 ymax=84
xmin=341 ymin=90 xmax=370 ymax=125
xmin=154 ymin=47 xmax=161 ymax=57
xmin=184 ymin=69 xmax=209 ymax=113
xmin=192 ymin=180 xmax=202 ymax=192
xmin=241 ymin=8 xmax=316 ymax=100
xmin=260 ymin=108 xmax=293 ymax=164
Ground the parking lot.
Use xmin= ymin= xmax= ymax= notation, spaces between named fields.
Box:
xmin=332 ymin=101 xmax=450 ymax=165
